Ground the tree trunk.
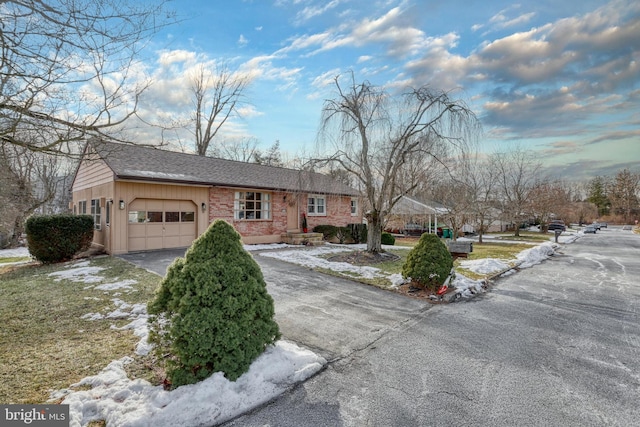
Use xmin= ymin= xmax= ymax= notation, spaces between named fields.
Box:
xmin=366 ymin=210 xmax=383 ymax=253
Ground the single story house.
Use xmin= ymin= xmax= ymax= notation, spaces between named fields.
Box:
xmin=71 ymin=140 xmax=361 ymax=254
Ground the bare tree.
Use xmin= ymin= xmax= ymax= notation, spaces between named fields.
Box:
xmin=466 ymin=155 xmax=498 ymax=244
xmin=0 ymin=141 xmax=62 ymax=246
xmin=210 ymin=136 xmax=261 ymax=162
xmin=492 ymin=148 xmax=541 ymax=237
xmin=430 ymin=176 xmax=474 ymax=241
xmin=317 ymin=73 xmax=480 ymax=253
xmin=608 ymin=168 xmax=640 ymax=223
xmin=527 ymin=179 xmax=572 ymax=232
xmin=0 ymin=0 xmax=172 ymax=156
xmin=190 ymin=63 xmax=251 ymax=156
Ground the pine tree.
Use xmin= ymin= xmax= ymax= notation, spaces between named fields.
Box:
xmin=148 ymin=220 xmax=280 ymax=387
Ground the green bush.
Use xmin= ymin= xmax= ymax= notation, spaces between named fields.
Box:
xmin=381 ymin=232 xmax=395 ymax=246
xmin=148 ymin=220 xmax=280 ymax=388
xmin=25 ymin=214 xmax=94 ymax=264
xmin=402 ymin=233 xmax=453 ymax=290
xmin=313 ymin=224 xmax=338 ymax=240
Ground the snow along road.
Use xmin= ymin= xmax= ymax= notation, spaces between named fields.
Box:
xmin=224 ymin=227 xmax=640 ymax=427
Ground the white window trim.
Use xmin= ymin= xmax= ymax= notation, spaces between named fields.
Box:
xmin=350 ymin=198 xmax=358 ymax=216
xmin=307 ymin=194 xmax=327 ymax=216
xmin=91 ymin=199 xmax=101 ymax=230
xmin=233 ymin=191 xmax=272 ymax=220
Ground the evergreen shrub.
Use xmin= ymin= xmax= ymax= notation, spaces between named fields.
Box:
xmin=25 ymin=214 xmax=94 ymax=263
xmin=381 ymin=232 xmax=395 ymax=246
xmin=148 ymin=220 xmax=280 ymax=388
xmin=402 ymin=233 xmax=453 ymax=290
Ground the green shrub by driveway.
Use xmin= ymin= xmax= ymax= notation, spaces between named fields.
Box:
xmin=148 ymin=220 xmax=280 ymax=388
xmin=402 ymin=233 xmax=453 ymax=290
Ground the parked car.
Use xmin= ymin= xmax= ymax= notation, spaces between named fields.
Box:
xmin=547 ymin=220 xmax=566 ymax=231
xmin=583 ymin=225 xmax=597 ymax=234
xmin=401 ymin=223 xmax=428 ymax=236
xmin=592 ymin=222 xmax=602 ymax=230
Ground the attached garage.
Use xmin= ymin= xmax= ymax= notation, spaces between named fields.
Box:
xmin=127 ymin=199 xmax=197 ymax=251
xmin=70 ymin=140 xmax=361 ymax=255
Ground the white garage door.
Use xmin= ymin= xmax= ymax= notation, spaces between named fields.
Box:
xmin=128 ymin=199 xmax=197 ymax=251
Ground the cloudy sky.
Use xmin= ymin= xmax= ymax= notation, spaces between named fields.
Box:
xmin=132 ymin=0 xmax=639 ymax=181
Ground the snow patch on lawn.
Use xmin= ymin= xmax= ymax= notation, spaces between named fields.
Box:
xmin=459 ymin=258 xmax=511 ymax=274
xmin=48 ymin=261 xmax=106 ymax=283
xmin=95 ymin=279 xmax=138 ymax=292
xmin=259 ymin=243 xmax=409 ymax=284
xmin=61 ymin=340 xmax=325 ymax=427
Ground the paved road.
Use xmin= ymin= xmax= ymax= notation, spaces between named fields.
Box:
xmin=221 ymin=228 xmax=640 ymax=426
xmin=118 ymin=247 xmax=428 ymax=361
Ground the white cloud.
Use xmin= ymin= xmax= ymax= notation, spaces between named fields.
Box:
xmin=295 ymin=0 xmax=342 ymax=23
xmin=279 ymin=6 xmax=428 ymax=59
xmin=157 ymin=50 xmax=198 ymax=67
xmin=238 ymin=34 xmax=249 ymax=46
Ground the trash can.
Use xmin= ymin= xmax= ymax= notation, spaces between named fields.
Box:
xmin=442 ymin=228 xmax=452 ymax=239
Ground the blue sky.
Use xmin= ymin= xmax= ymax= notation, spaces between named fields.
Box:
xmin=130 ymin=0 xmax=640 ymax=181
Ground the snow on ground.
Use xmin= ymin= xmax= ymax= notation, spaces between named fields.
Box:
xmin=258 ymin=243 xmax=408 ymax=286
xmin=48 ymin=261 xmax=106 ymax=283
xmin=0 ymin=246 xmax=31 ymax=266
xmin=22 ymin=256 xmax=327 ymax=427
xmin=0 ymin=235 xmax=572 ymax=426
xmin=459 ymin=258 xmax=511 ymax=274
xmin=61 ymin=341 xmax=324 ymax=427
xmin=257 ymin=240 xmax=565 ymax=299
xmin=0 ymin=246 xmax=30 ymax=258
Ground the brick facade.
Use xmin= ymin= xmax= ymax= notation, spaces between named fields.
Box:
xmin=303 ymin=194 xmax=358 ymax=230
xmin=208 ymin=187 xmax=361 ymax=241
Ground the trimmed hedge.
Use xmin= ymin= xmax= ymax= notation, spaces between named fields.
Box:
xmin=381 ymin=232 xmax=395 ymax=246
xmin=402 ymin=233 xmax=453 ymax=290
xmin=25 ymin=214 xmax=94 ymax=264
xmin=148 ymin=220 xmax=280 ymax=387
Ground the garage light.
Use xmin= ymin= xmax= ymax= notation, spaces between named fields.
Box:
xmin=119 ymin=200 xmax=125 ymax=210
xmin=201 ymin=202 xmax=206 ymax=212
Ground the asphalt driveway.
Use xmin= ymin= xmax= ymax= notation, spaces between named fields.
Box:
xmin=117 ymin=247 xmax=428 ymax=360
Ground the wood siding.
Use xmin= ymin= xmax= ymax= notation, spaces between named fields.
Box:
xmin=110 ymin=181 xmax=210 ymax=255
xmin=72 ymin=156 xmax=114 ymax=191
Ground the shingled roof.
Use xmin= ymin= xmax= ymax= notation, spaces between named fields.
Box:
xmin=87 ymin=140 xmax=359 ymax=196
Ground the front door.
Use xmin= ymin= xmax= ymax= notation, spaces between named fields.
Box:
xmin=286 ymin=196 xmax=299 ymax=232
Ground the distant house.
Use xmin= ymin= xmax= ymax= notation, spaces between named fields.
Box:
xmin=70 ymin=140 xmax=361 ymax=254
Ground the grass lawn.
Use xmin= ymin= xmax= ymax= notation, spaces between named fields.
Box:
xmin=487 ymin=231 xmax=556 ymax=242
xmin=0 ymin=256 xmax=161 ymax=404
xmin=318 ymin=236 xmax=542 ymax=287
xmin=0 ymin=256 xmax=31 ymax=264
